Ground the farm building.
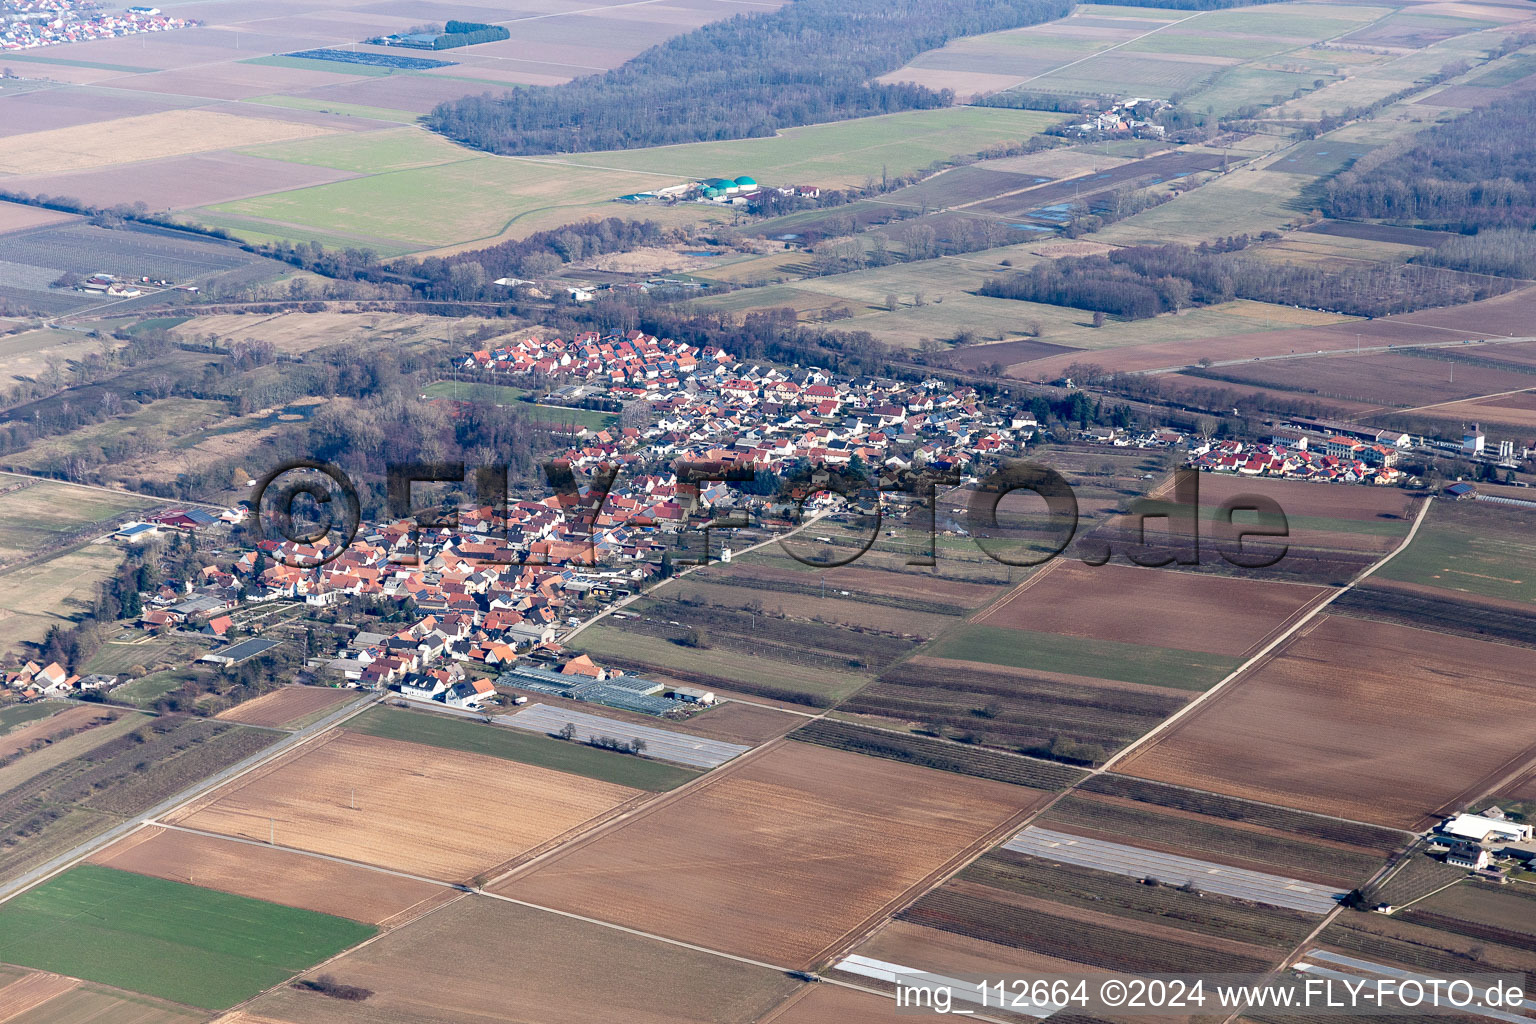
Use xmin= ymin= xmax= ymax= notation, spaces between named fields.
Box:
xmin=201 ymin=637 xmax=283 ymax=666
xmin=1439 ymin=812 xmax=1533 ymax=844
xmin=667 ymin=685 xmax=716 ymax=705
xmin=114 ymin=522 xmax=161 ymax=543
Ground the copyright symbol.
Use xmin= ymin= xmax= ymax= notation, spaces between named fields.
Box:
xmin=1101 ymin=980 xmax=1127 ymax=1007
xmin=249 ymin=460 xmax=360 ymax=568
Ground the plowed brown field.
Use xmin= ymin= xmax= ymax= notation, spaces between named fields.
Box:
xmin=1119 ymin=616 xmax=1536 ymax=828
xmin=244 ymin=898 xmax=798 ymax=1024
xmin=0 ymin=706 xmax=119 ymax=760
xmin=89 ymin=826 xmax=449 ymax=926
xmin=498 ymin=742 xmax=1043 ymax=967
xmin=169 ymin=731 xmax=643 ymax=880
xmin=978 ymin=561 xmax=1326 ymax=656
xmin=216 ymin=686 xmax=353 ymax=728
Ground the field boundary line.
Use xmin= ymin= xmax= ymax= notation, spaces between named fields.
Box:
xmin=1392 ymin=875 xmax=1465 ymax=914
xmin=218 ymin=890 xmax=474 ymax=1021
xmin=1096 ymin=494 xmax=1435 ymax=777
xmin=810 ymin=790 xmax=1054 ymax=971
xmin=1218 ymin=838 xmax=1431 ymax=1024
xmin=1085 ymin=774 xmax=1417 ymax=841
xmin=0 ymin=692 xmax=379 ymax=905
xmin=143 ymin=820 xmax=456 ymax=889
xmin=481 ymin=735 xmax=790 ymax=891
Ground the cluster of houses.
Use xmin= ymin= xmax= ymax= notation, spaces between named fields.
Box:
xmin=1064 ymin=97 xmax=1171 ymax=138
xmin=463 ymin=329 xmax=1029 ymax=481
xmin=1189 ymin=425 xmax=1410 ymax=485
xmin=1 ymin=660 xmax=115 ymax=699
xmin=616 ymin=176 xmax=821 ymax=206
xmin=1 ymin=1 xmax=191 ymax=51
xmin=1427 ymin=810 xmax=1536 ymax=881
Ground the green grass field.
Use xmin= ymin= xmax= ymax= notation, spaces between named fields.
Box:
xmin=81 ymin=636 xmax=184 ymax=677
xmin=0 ymin=479 xmax=156 ymax=563
xmin=0 ymin=865 xmax=374 ymax=1010
xmin=533 ymin=107 xmax=1060 ymax=188
xmin=202 ymin=156 xmax=679 ymax=250
xmin=109 ymin=670 xmax=193 ymax=707
xmin=928 ymin=623 xmax=1241 ymax=690
xmin=241 ymin=94 xmax=422 ymax=124
xmin=1375 ymin=502 xmax=1536 ymax=603
xmin=241 ymin=126 xmax=472 ymax=174
xmin=346 ymin=705 xmax=698 ymax=791
xmin=0 ymin=702 xmax=61 ymax=732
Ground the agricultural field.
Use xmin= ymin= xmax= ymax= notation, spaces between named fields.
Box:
xmin=1371 ymin=497 xmax=1536 ymax=604
xmin=0 ymin=712 xmax=277 ymax=880
xmin=1190 ymin=350 xmax=1536 ymax=415
xmin=0 ymin=704 xmax=120 ymax=760
xmin=196 ymin=106 xmax=1058 ymax=253
xmin=900 ymin=872 xmax=1284 ymax=975
xmin=344 ymin=704 xmax=698 ymax=791
xmin=762 ymin=984 xmax=910 ymax=1024
xmin=0 ymin=326 xmax=118 ymax=390
xmin=0 ymin=110 xmax=334 ymax=176
xmin=1100 ymin=472 xmax=1419 ymax=586
xmin=572 ymin=622 xmax=874 ymax=707
xmin=976 ymin=560 xmax=1327 ymax=656
xmin=1118 ymin=615 xmax=1536 ymax=828
xmin=1012 ymin=276 xmax=1536 ymax=383
xmin=534 ymin=107 xmax=1061 ymax=189
xmin=170 ymin=730 xmax=645 ymax=881
xmin=0 ymin=478 xmax=157 ymax=566
xmin=1318 ymin=905 xmax=1536 ymax=979
xmin=844 ymin=655 xmax=1188 ymax=767
xmin=926 ymin=621 xmax=1244 ymax=690
xmin=497 ymin=740 xmax=1044 ymax=967
xmin=215 ymin=685 xmax=356 ymax=729
xmin=1400 ymin=877 xmax=1536 ymax=949
xmin=0 ymin=972 xmax=204 ymax=1024
xmin=244 ymin=897 xmax=801 ymax=1024
xmin=792 ymin=718 xmax=1089 ymax=789
xmin=0 ymin=864 xmax=374 ymax=1010
xmin=956 ymin=845 xmax=1324 ymax=950
xmin=173 ymin=309 xmax=463 ymax=356
xmin=0 ymin=544 xmax=156 ymax=654
xmin=88 ymin=826 xmax=450 ymax=927
xmin=1038 ymin=791 xmax=1393 ymax=886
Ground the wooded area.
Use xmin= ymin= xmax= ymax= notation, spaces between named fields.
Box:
xmin=978 ymin=238 xmax=1514 ymax=318
xmin=427 ymin=0 xmax=1071 ymax=153
xmin=1324 ymin=93 xmax=1536 ymax=231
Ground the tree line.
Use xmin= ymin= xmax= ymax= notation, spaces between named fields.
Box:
xmin=1323 ymin=90 xmax=1536 ymax=231
xmin=978 ymin=237 xmax=1515 ymax=319
xmin=424 ymin=0 xmax=1077 ymax=154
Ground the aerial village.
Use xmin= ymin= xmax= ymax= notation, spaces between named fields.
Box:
xmin=5 ymin=329 xmax=1033 ymax=716
xmin=0 ymin=0 xmax=191 ymax=51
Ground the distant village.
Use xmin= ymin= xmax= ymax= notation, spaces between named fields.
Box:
xmin=0 ymin=1 xmax=191 ymax=51
xmin=6 ymin=328 xmax=1034 ymax=717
